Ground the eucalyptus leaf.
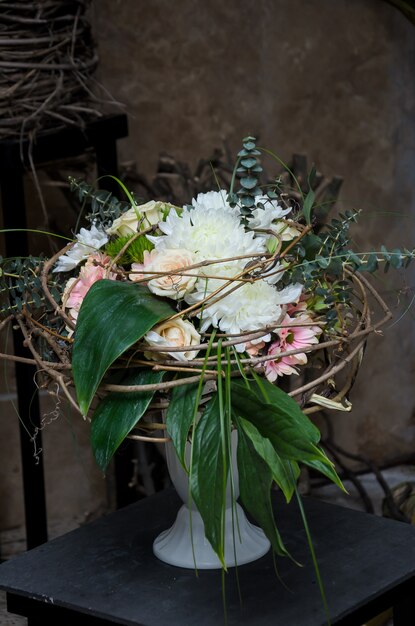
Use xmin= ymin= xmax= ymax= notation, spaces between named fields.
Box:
xmin=240 ymin=157 xmax=257 ymax=169
xmin=361 ymin=252 xmax=378 ymax=273
xmin=72 ymin=280 xmax=174 ymax=416
xmin=240 ymin=176 xmax=258 ymax=190
xmin=91 ymin=369 xmax=164 ymax=471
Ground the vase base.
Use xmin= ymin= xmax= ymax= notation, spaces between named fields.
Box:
xmin=153 ymin=503 xmax=270 ymax=569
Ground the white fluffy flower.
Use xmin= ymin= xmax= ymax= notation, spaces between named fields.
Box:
xmin=147 ymin=196 xmax=264 ymax=263
xmin=247 ymin=195 xmax=298 ymax=248
xmin=192 ymin=189 xmax=235 ymax=213
xmin=248 ymin=195 xmax=292 ymax=230
xmin=187 ymin=259 xmax=303 ymax=351
xmin=53 ymin=224 xmax=108 ymax=272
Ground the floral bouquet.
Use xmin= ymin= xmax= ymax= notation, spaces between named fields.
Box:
xmin=1 ymin=137 xmax=411 ymax=577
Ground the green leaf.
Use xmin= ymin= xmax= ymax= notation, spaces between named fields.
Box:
xmin=302 ymin=233 xmax=322 ymax=260
xmin=240 ymin=196 xmax=255 ymax=208
xmin=316 ymin=255 xmax=330 ymax=269
xmin=106 ymin=234 xmax=154 ymax=264
xmin=91 ymin=369 xmax=164 ymax=471
xmin=231 ymin=381 xmax=326 ymax=463
xmin=190 ymin=393 xmax=228 ymax=565
xmin=236 ymin=416 xmax=292 ymax=557
xmin=304 ymin=456 xmax=346 ymax=492
xmin=303 ymin=188 xmax=315 ymax=225
xmin=380 ymin=245 xmax=391 ymax=262
xmin=166 ymin=381 xmax=199 ymax=470
xmin=266 ymin=190 xmax=278 ymax=199
xmin=308 ymin=165 xmax=317 ymax=188
xmin=238 ymin=418 xmax=300 ymax=503
xmin=390 ymin=249 xmax=403 ymax=269
xmin=240 ymin=157 xmax=258 ymax=169
xmin=240 ymin=176 xmax=258 ymax=190
xmin=246 ymin=377 xmax=320 ymax=443
xmin=72 ymin=280 xmax=174 ymax=416
xmin=361 ymin=252 xmax=378 ymax=273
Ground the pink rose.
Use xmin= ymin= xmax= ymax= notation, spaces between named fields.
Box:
xmin=63 ymin=253 xmax=117 ymax=323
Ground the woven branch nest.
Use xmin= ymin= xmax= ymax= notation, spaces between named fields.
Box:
xmin=1 ymin=229 xmax=393 ymax=444
xmin=0 ymin=0 xmax=104 ymax=141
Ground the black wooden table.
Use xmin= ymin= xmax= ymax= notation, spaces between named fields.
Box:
xmin=0 ymin=490 xmax=414 ymax=626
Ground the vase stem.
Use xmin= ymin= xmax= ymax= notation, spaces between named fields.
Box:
xmin=153 ymin=436 xmax=270 ymax=569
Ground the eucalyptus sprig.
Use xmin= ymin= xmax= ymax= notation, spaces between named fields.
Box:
xmin=69 ymin=177 xmax=133 ymax=228
xmin=228 ymin=136 xmax=263 ymax=217
xmin=0 ymin=256 xmax=62 ymax=318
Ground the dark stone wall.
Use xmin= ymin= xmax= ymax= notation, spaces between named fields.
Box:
xmin=94 ymin=0 xmax=415 ymax=464
xmin=1 ymin=0 xmax=414 ymax=536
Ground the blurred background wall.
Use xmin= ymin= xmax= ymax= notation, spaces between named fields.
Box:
xmin=1 ymin=0 xmax=414 ymax=541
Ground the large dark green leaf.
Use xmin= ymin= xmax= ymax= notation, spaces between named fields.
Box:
xmin=247 ymin=377 xmax=320 ymax=443
xmin=231 ymin=381 xmax=326 ymax=463
xmin=238 ymin=418 xmax=300 ymax=503
xmin=190 ymin=393 xmax=228 ymax=566
xmin=91 ymin=369 xmax=164 ymax=471
xmin=236 ymin=416 xmax=291 ymax=557
xmin=166 ymin=381 xmax=199 ymax=470
xmin=72 ymin=280 xmax=174 ymax=415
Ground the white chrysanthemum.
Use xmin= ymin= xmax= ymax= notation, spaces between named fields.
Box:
xmin=188 ymin=261 xmax=303 ymax=350
xmin=248 ymin=195 xmax=292 ymax=230
xmin=185 ymin=259 xmax=247 ymax=317
xmin=148 ymin=202 xmax=265 ymax=263
xmin=192 ymin=189 xmax=235 ymax=213
xmin=53 ymin=224 xmax=108 ymax=272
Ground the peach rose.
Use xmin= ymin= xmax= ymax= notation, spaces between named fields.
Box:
xmin=144 ymin=318 xmax=200 ymax=362
xmin=130 ymin=248 xmax=197 ymax=300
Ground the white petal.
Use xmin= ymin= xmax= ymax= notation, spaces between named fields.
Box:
xmin=275 ymin=283 xmax=303 ymax=304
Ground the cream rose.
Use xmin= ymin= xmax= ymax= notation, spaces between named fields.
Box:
xmin=107 ymin=201 xmax=169 ymax=237
xmin=144 ymin=318 xmax=200 ymax=362
xmin=144 ymin=249 xmax=197 ymax=299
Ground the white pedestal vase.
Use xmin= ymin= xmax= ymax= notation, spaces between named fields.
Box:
xmin=153 ymin=433 xmax=270 ymax=569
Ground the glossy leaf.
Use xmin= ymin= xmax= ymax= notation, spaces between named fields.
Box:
xmin=91 ymin=369 xmax=164 ymax=471
xmin=240 ymin=377 xmax=320 ymax=443
xmin=231 ymin=381 xmax=327 ymax=463
xmin=72 ymin=280 xmax=174 ymax=415
xmin=166 ymin=381 xmax=199 ymax=470
xmin=236 ymin=416 xmax=291 ymax=557
xmin=190 ymin=393 xmax=228 ymax=566
xmin=304 ymin=456 xmax=346 ymax=492
xmin=238 ymin=418 xmax=300 ymax=503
